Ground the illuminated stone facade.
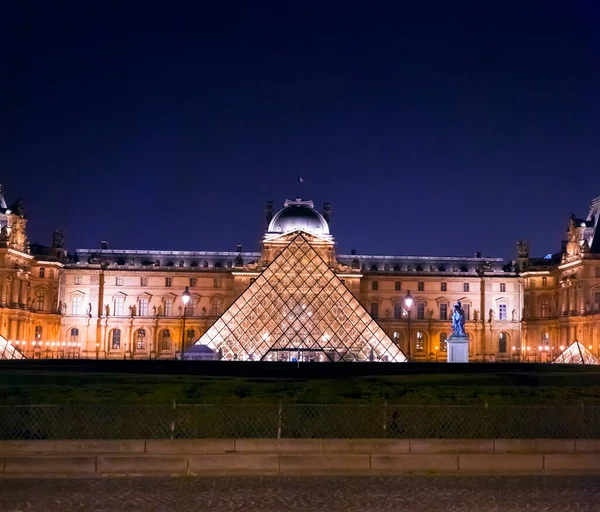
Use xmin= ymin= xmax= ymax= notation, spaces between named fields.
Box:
xmin=520 ymin=196 xmax=600 ymax=362
xmin=0 ymin=187 xmax=528 ymax=361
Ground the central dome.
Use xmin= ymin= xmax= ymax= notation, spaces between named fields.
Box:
xmin=268 ymin=199 xmax=330 ymax=236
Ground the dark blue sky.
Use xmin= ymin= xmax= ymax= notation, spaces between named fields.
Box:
xmin=2 ymin=1 xmax=599 ymax=259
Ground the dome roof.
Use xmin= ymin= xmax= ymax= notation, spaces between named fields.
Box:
xmin=268 ymin=199 xmax=330 ymax=236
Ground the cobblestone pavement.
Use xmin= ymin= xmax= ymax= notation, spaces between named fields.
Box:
xmin=0 ymin=475 xmax=599 ymax=511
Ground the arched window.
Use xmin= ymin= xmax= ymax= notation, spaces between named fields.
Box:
xmin=70 ymin=328 xmax=79 ymax=343
xmin=416 ymin=331 xmax=425 ymax=352
xmin=440 ymin=332 xmax=448 ymax=352
xmin=498 ymin=332 xmax=508 ymax=353
xmin=111 ymin=329 xmax=121 ymax=349
xmin=186 ymin=329 xmax=196 ymax=345
xmin=34 ymin=325 xmax=42 ymax=341
xmin=160 ymin=329 xmax=171 ymax=351
xmin=136 ymin=329 xmax=146 ymax=350
xmin=541 ymin=332 xmax=550 ymax=346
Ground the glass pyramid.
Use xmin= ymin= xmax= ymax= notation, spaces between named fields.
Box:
xmin=195 ymin=233 xmax=406 ymax=362
xmin=0 ymin=335 xmax=25 ymax=360
xmin=552 ymin=341 xmax=600 ymax=365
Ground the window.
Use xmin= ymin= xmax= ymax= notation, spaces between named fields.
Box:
xmin=440 ymin=332 xmax=448 ymax=352
xmin=370 ymin=302 xmax=379 ymax=319
xmin=395 ymin=281 xmax=401 ymax=291
xmin=39 ymin=268 xmax=45 ymax=278
xmin=140 ymin=277 xmax=148 ymax=286
xmin=418 ymin=282 xmax=424 ymax=292
xmin=498 ymin=303 xmax=508 ymax=320
xmin=541 ymin=332 xmax=550 ymax=346
xmin=160 ymin=329 xmax=171 ymax=351
xmin=164 ymin=299 xmax=173 ymax=317
xmin=596 ymin=267 xmax=600 ymax=278
xmin=49 ymin=269 xmax=55 ymax=279
xmin=136 ymin=329 xmax=146 ymax=350
xmin=72 ymin=296 xmax=82 ymax=315
xmin=214 ymin=278 xmax=222 ymax=288
xmin=393 ymin=303 xmax=403 ymax=319
xmin=594 ymin=291 xmax=600 ymax=308
xmin=500 ymin=283 xmax=506 ymax=292
xmin=34 ymin=325 xmax=42 ymax=340
xmin=165 ymin=277 xmax=172 ymax=287
xmin=540 ymin=298 xmax=550 ymax=318
xmin=371 ymin=281 xmax=378 ymax=291
xmin=111 ymin=329 xmax=121 ymax=349
xmin=114 ymin=297 xmax=124 ymax=316
xmin=441 ymin=282 xmax=447 ymax=292
xmin=69 ymin=328 xmax=79 ymax=343
xmin=186 ymin=298 xmax=197 ymax=316
xmin=211 ymin=298 xmax=223 ymax=316
xmin=416 ymin=332 xmax=425 ymax=352
xmin=186 ymin=329 xmax=196 ymax=345
xmin=498 ymin=332 xmax=507 ymax=353
xmin=463 ymin=303 xmax=471 ymax=321
xmin=139 ymin=298 xmax=149 ymax=316
xmin=116 ymin=276 xmax=123 ymax=286
xmin=463 ymin=282 xmax=470 ymax=292
xmin=439 ymin=303 xmax=448 ymax=320
xmin=74 ymin=275 xmax=82 ymax=285
xmin=542 ymin=277 xmax=548 ymax=288
xmin=416 ymin=302 xmax=425 ymax=320
xmin=190 ymin=277 xmax=197 ymax=287
xmin=36 ymin=293 xmax=45 ymax=311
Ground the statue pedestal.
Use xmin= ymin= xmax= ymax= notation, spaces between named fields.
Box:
xmin=446 ymin=334 xmax=470 ymax=363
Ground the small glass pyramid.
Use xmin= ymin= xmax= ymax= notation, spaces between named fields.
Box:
xmin=0 ymin=335 xmax=25 ymax=360
xmin=552 ymin=341 xmax=600 ymax=365
xmin=195 ymin=233 xmax=406 ymax=362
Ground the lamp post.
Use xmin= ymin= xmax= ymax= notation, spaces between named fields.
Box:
xmin=181 ymin=286 xmax=191 ymax=360
xmin=404 ymin=291 xmax=413 ymax=360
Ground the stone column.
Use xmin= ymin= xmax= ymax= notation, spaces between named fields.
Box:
xmin=9 ymin=318 xmax=18 ymax=340
xmin=19 ymin=278 xmax=28 ymax=309
xmin=10 ymin=276 xmax=20 ymax=307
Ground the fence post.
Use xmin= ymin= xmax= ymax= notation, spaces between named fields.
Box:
xmin=277 ymin=401 xmax=282 ymax=439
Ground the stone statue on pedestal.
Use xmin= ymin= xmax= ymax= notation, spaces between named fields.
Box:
xmin=447 ymin=300 xmax=470 ymax=363
xmin=451 ymin=301 xmax=466 ymax=336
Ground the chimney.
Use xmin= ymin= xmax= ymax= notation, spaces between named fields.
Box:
xmin=265 ymin=201 xmax=273 ymax=230
xmin=101 ymin=241 xmax=108 ymax=250
xmin=322 ymin=202 xmax=331 ymax=224
xmin=474 ymin=252 xmax=481 ymax=258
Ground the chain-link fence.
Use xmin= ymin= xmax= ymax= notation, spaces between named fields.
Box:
xmin=0 ymin=403 xmax=599 ymax=440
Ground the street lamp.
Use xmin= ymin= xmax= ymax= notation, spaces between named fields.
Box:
xmin=404 ymin=291 xmax=413 ymax=360
xmin=181 ymin=286 xmax=191 ymax=360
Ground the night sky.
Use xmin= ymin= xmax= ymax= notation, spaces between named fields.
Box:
xmin=2 ymin=1 xmax=599 ymax=260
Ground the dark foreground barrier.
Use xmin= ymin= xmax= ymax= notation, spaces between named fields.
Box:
xmin=1 ymin=403 xmax=599 ymax=440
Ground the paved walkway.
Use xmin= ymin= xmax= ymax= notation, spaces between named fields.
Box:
xmin=0 ymin=475 xmax=598 ymax=511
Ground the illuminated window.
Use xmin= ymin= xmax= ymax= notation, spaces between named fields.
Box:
xmin=70 ymin=328 xmax=79 ymax=343
xmin=416 ymin=302 xmax=425 ymax=320
xmin=393 ymin=303 xmax=403 ymax=319
xmin=34 ymin=325 xmax=42 ymax=340
xmin=116 ymin=276 xmax=123 ymax=286
xmin=114 ymin=297 xmax=124 ymax=316
xmin=36 ymin=293 xmax=45 ymax=311
xmin=165 ymin=277 xmax=172 ymax=287
xmin=395 ymin=281 xmax=401 ymax=291
xmin=542 ymin=277 xmax=548 ymax=287
xmin=541 ymin=332 xmax=550 ymax=346
xmin=164 ymin=299 xmax=173 ymax=317
xmin=140 ymin=277 xmax=147 ymax=286
xmin=439 ymin=303 xmax=448 ymax=320
xmin=440 ymin=332 xmax=447 ymax=352
xmin=463 ymin=282 xmax=469 ymax=292
xmin=441 ymin=282 xmax=447 ymax=292
xmin=39 ymin=268 xmax=45 ymax=278
xmin=418 ymin=282 xmax=424 ymax=292
xmin=500 ymin=283 xmax=506 ymax=292
xmin=74 ymin=275 xmax=82 ymax=285
xmin=111 ymin=329 xmax=121 ymax=349
xmin=370 ymin=302 xmax=379 ymax=318
xmin=540 ymin=299 xmax=550 ymax=318
xmin=498 ymin=303 xmax=508 ymax=320
xmin=415 ymin=332 xmax=425 ymax=352
xmin=72 ymin=296 xmax=82 ymax=315
xmin=186 ymin=298 xmax=197 ymax=316
xmin=136 ymin=329 xmax=146 ymax=350
xmin=371 ymin=281 xmax=378 ymax=291
xmin=160 ymin=329 xmax=171 ymax=351
xmin=190 ymin=277 xmax=197 ymax=287
xmin=139 ymin=298 xmax=149 ymax=316
xmin=499 ymin=332 xmax=507 ymax=353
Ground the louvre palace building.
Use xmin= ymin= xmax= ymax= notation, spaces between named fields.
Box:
xmin=1 ymin=183 xmax=599 ymax=363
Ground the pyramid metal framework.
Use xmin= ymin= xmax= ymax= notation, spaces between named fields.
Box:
xmin=195 ymin=233 xmax=407 ymax=362
xmin=0 ymin=335 xmax=25 ymax=360
xmin=552 ymin=341 xmax=600 ymax=365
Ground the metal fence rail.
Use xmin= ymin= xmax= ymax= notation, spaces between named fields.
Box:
xmin=0 ymin=404 xmax=599 ymax=440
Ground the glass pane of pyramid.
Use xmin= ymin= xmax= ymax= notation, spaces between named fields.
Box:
xmin=552 ymin=341 xmax=600 ymax=365
xmin=195 ymin=233 xmax=406 ymax=362
xmin=0 ymin=335 xmax=25 ymax=360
